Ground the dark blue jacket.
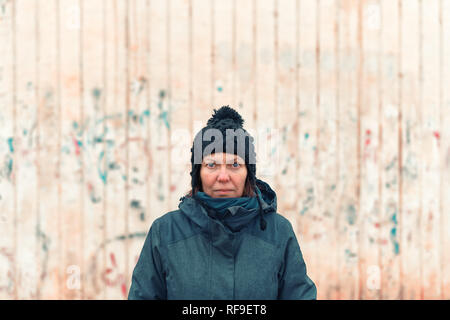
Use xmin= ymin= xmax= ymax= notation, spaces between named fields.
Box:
xmin=128 ymin=179 xmax=317 ymax=300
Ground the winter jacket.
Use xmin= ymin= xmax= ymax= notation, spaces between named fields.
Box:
xmin=128 ymin=179 xmax=317 ymax=300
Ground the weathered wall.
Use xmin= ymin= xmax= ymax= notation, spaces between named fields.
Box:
xmin=0 ymin=0 xmax=449 ymax=300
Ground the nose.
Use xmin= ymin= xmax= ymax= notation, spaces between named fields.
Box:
xmin=216 ymin=166 xmax=230 ymax=182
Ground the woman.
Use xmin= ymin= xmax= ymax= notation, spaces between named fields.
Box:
xmin=128 ymin=106 xmax=317 ymax=300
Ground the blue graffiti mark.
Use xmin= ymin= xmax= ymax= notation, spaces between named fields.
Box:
xmin=98 ymin=151 xmax=107 ymax=184
xmin=109 ymin=162 xmax=119 ymax=170
xmin=345 ymin=248 xmax=357 ymax=261
xmin=299 ymin=187 xmax=314 ymax=216
xmin=61 ymin=146 xmax=70 ymax=154
xmin=88 ymin=184 xmax=101 ymax=204
xmin=390 ymin=211 xmax=400 ymax=255
xmin=126 ymin=108 xmax=152 ymax=126
xmin=45 ymin=90 xmax=53 ymax=100
xmin=347 ymin=204 xmax=357 ymax=225
xmin=91 ymin=124 xmax=110 ymax=146
xmin=391 ymin=211 xmax=398 ymax=224
xmin=6 ymin=156 xmax=13 ymax=180
xmin=36 ymin=223 xmax=51 ymax=253
xmin=271 ymin=146 xmax=277 ymax=156
xmin=300 ymin=206 xmax=308 ymax=216
xmin=140 ymin=109 xmax=150 ymax=125
xmin=156 ymin=90 xmax=171 ymax=129
xmin=159 ymin=110 xmax=170 ymax=129
xmin=7 ymin=137 xmax=14 ymax=153
xmin=92 ymin=88 xmax=102 ymax=100
xmin=132 ymin=78 xmax=146 ymax=96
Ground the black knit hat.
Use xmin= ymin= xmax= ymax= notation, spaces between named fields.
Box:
xmin=189 ymin=106 xmax=257 ymax=193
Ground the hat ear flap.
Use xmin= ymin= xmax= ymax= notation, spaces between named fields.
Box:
xmin=190 ymin=164 xmax=202 ymax=194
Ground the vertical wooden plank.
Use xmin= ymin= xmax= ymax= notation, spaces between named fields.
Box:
xmin=14 ymin=0 xmax=39 ymax=299
xmin=335 ymin=0 xmax=359 ymax=299
xmin=100 ymin=0 xmax=128 ymax=299
xmin=420 ymin=0 xmax=441 ymax=300
xmin=80 ymin=0 xmax=107 ymax=299
xmin=79 ymin=0 xmax=86 ymax=300
xmin=379 ymin=0 xmax=402 ymax=299
xmin=276 ymin=0 xmax=297 ymax=228
xmin=148 ymin=0 xmax=170 ymax=215
xmin=355 ymin=0 xmax=364 ymax=299
xmin=212 ymin=0 xmax=232 ymax=108
xmin=255 ymin=0 xmax=275 ymax=186
xmin=0 ymin=0 xmax=15 ymax=300
xmin=399 ymin=0 xmax=421 ymax=300
xmin=297 ymin=0 xmax=319 ymax=298
xmin=128 ymin=0 xmax=155 ymax=295
xmin=56 ymin=0 xmax=63 ymax=299
xmin=191 ymin=0 xmax=212 ymax=139
xmin=168 ymin=0 xmax=191 ymax=205
xmin=316 ymin=0 xmax=340 ymax=300
xmin=143 ymin=4 xmax=172 ymax=304
xmin=332 ymin=0 xmax=342 ymax=300
xmin=97 ymin=0 xmax=108 ymax=300
xmin=441 ymin=0 xmax=450 ymax=300
xmin=59 ymin=0 xmax=83 ymax=300
xmin=36 ymin=0 xmax=61 ymax=299
xmin=233 ymin=0 xmax=255 ymax=134
xmin=126 ymin=0 xmax=154 ymax=299
xmin=359 ymin=0 xmax=382 ymax=300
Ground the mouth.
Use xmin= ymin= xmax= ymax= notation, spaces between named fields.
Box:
xmin=215 ymin=189 xmax=234 ymax=193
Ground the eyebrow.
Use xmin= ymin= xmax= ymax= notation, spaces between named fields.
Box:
xmin=203 ymin=156 xmax=242 ymax=163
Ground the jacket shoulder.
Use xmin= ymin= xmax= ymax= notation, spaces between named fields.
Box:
xmin=272 ymin=212 xmax=296 ymax=233
xmin=151 ymin=209 xmax=201 ymax=245
xmin=249 ymin=212 xmax=296 ymax=247
xmin=153 ymin=209 xmax=183 ymax=225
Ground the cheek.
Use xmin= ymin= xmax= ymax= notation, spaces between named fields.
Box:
xmin=235 ymin=171 xmax=248 ymax=188
xmin=200 ymin=169 xmax=214 ymax=187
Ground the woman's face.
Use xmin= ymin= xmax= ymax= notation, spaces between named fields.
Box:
xmin=200 ymin=152 xmax=248 ymax=198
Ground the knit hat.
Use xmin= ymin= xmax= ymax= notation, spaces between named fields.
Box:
xmin=189 ymin=106 xmax=267 ymax=230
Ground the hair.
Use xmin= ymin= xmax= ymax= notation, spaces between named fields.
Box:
xmin=184 ymin=165 xmax=255 ymax=198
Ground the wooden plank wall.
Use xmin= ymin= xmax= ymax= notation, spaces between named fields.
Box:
xmin=0 ymin=0 xmax=449 ymax=300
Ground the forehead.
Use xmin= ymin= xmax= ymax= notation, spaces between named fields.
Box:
xmin=203 ymin=153 xmax=245 ymax=163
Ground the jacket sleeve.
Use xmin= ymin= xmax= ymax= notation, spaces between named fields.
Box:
xmin=277 ymin=222 xmax=317 ymax=300
xmin=128 ymin=220 xmax=167 ymax=300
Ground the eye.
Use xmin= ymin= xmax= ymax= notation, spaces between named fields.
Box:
xmin=206 ymin=162 xmax=215 ymax=168
xmin=231 ymin=162 xmax=240 ymax=168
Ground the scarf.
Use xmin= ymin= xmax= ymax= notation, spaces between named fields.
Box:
xmin=193 ymin=188 xmax=265 ymax=232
